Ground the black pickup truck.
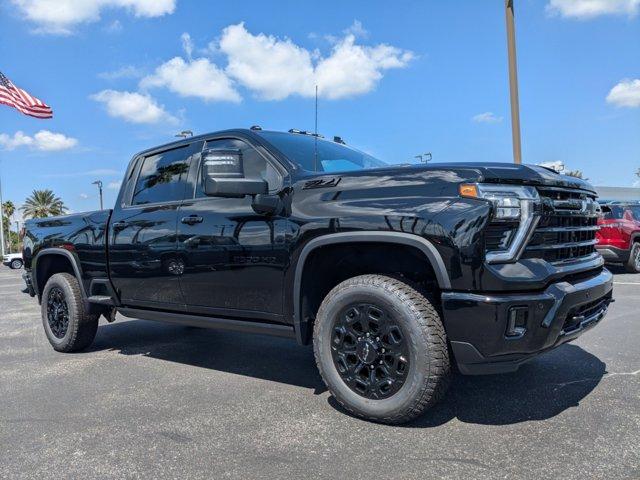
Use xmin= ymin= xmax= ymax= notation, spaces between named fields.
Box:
xmin=22 ymin=128 xmax=613 ymax=424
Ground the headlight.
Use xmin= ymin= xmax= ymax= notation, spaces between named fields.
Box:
xmin=460 ymin=183 xmax=540 ymax=263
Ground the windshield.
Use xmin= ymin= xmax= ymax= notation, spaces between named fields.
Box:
xmin=257 ymin=131 xmax=387 ymax=173
xmin=602 ymin=204 xmax=640 ymax=220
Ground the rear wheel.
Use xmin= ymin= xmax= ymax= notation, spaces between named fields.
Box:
xmin=625 ymin=242 xmax=640 ymax=273
xmin=313 ymin=274 xmax=450 ymax=424
xmin=10 ymin=259 xmax=23 ymax=269
xmin=41 ymin=273 xmax=99 ymax=352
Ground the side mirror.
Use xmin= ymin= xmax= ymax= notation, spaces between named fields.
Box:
xmin=201 ymin=148 xmax=268 ymax=198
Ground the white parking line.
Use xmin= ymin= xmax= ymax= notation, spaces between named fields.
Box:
xmin=613 ymin=282 xmax=640 ymax=285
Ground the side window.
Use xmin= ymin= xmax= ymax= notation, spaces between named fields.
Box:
xmin=132 ymin=146 xmax=192 ymax=205
xmin=195 ymin=138 xmax=281 ymax=198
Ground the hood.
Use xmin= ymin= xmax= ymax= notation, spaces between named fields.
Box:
xmin=443 ymin=162 xmax=595 ymax=193
xmin=320 ymin=162 xmax=596 ymax=193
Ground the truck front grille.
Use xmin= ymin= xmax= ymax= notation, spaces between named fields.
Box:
xmin=522 ymin=186 xmax=600 ymax=264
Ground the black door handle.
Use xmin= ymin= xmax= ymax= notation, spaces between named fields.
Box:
xmin=112 ymin=221 xmax=127 ymax=230
xmin=181 ymin=215 xmax=203 ymax=225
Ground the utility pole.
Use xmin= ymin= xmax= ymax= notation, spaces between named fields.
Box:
xmin=505 ymin=0 xmax=522 ymax=164
xmin=92 ymin=180 xmax=103 ymax=210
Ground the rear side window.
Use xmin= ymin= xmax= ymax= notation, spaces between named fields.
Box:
xmin=132 ymin=146 xmax=192 ymax=205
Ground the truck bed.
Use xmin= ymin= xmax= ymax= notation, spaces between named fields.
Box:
xmin=23 ymin=209 xmax=113 ymax=295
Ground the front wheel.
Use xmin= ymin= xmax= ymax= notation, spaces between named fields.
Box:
xmin=10 ymin=259 xmax=23 ymax=269
xmin=625 ymin=242 xmax=640 ymax=273
xmin=313 ymin=274 xmax=450 ymax=424
xmin=41 ymin=273 xmax=99 ymax=352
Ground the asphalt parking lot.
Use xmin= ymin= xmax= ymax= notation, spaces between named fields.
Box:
xmin=0 ymin=266 xmax=638 ymax=479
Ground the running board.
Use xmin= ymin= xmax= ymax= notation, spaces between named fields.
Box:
xmin=117 ymin=307 xmax=296 ymax=339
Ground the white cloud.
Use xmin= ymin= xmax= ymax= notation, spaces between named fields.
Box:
xmin=140 ymin=57 xmax=241 ymax=103
xmin=218 ymin=22 xmax=414 ymax=101
xmin=343 ymin=20 xmax=368 ymax=39
xmin=0 ymin=131 xmax=34 ymax=149
xmin=11 ymin=0 xmax=177 ymax=34
xmin=546 ymin=0 xmax=640 ymax=19
xmin=104 ymin=19 xmax=122 ymax=33
xmin=79 ymin=193 xmax=89 ymax=199
xmin=91 ymin=89 xmax=177 ymax=124
xmin=0 ymin=130 xmax=78 ymax=151
xmin=219 ymin=23 xmax=315 ymax=101
xmin=181 ymin=32 xmax=194 ymax=60
xmin=98 ymin=65 xmax=143 ymax=81
xmin=472 ymin=112 xmax=503 ymax=123
xmin=315 ymin=34 xmax=414 ymax=100
xmin=606 ymin=79 xmax=640 ymax=108
xmin=107 ymin=180 xmax=122 ymax=190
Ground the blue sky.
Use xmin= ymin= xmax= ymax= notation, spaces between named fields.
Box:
xmin=0 ymin=0 xmax=639 ymax=219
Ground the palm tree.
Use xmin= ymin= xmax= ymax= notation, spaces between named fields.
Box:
xmin=2 ymin=200 xmax=15 ymax=252
xmin=21 ymin=190 xmax=67 ymax=219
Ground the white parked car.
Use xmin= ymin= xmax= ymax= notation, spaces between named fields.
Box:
xmin=2 ymin=253 xmax=23 ymax=270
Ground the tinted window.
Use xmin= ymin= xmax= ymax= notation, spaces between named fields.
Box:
xmin=602 ymin=205 xmax=640 ymax=220
xmin=195 ymin=138 xmax=281 ymax=197
xmin=256 ymin=131 xmax=386 ymax=172
xmin=133 ymin=146 xmax=192 ymax=205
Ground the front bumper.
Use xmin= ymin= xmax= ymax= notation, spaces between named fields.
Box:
xmin=442 ymin=268 xmax=613 ymax=375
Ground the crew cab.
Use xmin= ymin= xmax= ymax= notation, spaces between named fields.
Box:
xmin=596 ymin=201 xmax=640 ymax=272
xmin=21 ymin=128 xmax=613 ymax=424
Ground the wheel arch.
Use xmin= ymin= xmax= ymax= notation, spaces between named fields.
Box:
xmin=292 ymin=232 xmax=451 ymax=345
xmin=32 ymin=248 xmax=86 ymax=302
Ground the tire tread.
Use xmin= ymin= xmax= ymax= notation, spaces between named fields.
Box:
xmin=41 ymin=273 xmax=98 ymax=352
xmin=313 ymin=274 xmax=450 ymax=424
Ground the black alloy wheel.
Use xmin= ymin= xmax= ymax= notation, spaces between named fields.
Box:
xmin=331 ymin=303 xmax=409 ymax=399
xmin=47 ymin=287 xmax=70 ymax=339
xmin=41 ymin=273 xmax=99 ymax=352
xmin=313 ymin=274 xmax=451 ymax=424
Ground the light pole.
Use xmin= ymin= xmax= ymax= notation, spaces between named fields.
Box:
xmin=92 ymin=180 xmax=103 ymax=210
xmin=505 ymin=0 xmax=522 ymax=165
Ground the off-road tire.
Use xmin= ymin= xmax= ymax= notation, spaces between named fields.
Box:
xmin=313 ymin=274 xmax=450 ymax=424
xmin=625 ymin=242 xmax=640 ymax=273
xmin=41 ymin=273 xmax=99 ymax=352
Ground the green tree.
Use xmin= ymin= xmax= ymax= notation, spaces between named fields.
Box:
xmin=20 ymin=190 xmax=67 ymax=219
xmin=2 ymin=201 xmax=16 ymax=252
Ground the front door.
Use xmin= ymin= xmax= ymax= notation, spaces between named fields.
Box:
xmin=176 ymin=137 xmax=291 ymax=321
xmin=109 ymin=142 xmax=201 ymax=309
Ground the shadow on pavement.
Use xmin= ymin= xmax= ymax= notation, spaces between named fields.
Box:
xmin=403 ymin=343 xmax=606 ymax=427
xmin=92 ymin=319 xmax=605 ymax=426
xmin=91 ymin=318 xmax=328 ymax=393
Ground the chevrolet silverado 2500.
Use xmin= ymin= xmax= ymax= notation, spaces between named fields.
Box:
xmin=22 ymin=128 xmax=613 ymax=424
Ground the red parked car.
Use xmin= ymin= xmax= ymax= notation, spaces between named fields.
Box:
xmin=596 ymin=201 xmax=640 ymax=272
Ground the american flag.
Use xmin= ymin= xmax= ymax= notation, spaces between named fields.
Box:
xmin=0 ymin=71 xmax=53 ymax=119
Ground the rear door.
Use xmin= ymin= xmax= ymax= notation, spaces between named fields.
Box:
xmin=109 ymin=141 xmax=202 ymax=309
xmin=176 ymin=137 xmax=291 ymax=322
